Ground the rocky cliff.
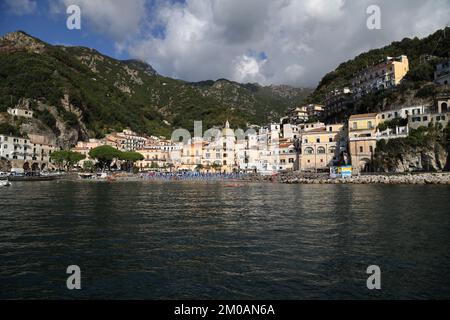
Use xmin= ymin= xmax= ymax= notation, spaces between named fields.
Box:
xmin=374 ymin=133 xmax=449 ymax=173
xmin=0 ymin=31 xmax=311 ymax=147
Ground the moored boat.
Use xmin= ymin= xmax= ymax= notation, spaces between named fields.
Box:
xmin=0 ymin=179 xmax=11 ymax=187
xmin=8 ymin=173 xmax=59 ymax=182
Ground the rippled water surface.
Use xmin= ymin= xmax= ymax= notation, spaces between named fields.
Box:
xmin=1 ymin=181 xmax=450 ymax=299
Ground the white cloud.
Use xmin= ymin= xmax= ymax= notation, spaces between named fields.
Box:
xmin=56 ymin=0 xmax=450 ymax=87
xmin=233 ymin=54 xmax=267 ymax=83
xmin=4 ymin=0 xmax=37 ymax=15
xmin=59 ymin=0 xmax=147 ymax=44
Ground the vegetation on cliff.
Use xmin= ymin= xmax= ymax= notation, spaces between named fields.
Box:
xmin=0 ymin=31 xmax=310 ymax=145
xmin=309 ymin=27 xmax=450 ymax=104
xmin=374 ymin=123 xmax=450 ymax=172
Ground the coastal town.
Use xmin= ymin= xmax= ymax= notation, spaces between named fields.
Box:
xmin=1 ymin=53 xmax=449 ymax=182
xmin=2 ymin=1 xmax=450 ymax=303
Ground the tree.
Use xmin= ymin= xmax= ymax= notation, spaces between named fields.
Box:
xmin=195 ymin=164 xmax=204 ymax=172
xmin=150 ymin=161 xmax=159 ymax=169
xmin=88 ymin=145 xmax=122 ymax=171
xmin=0 ymin=123 xmax=21 ymax=136
xmin=50 ymin=150 xmax=85 ymax=171
xmin=50 ymin=150 xmax=66 ymax=170
xmin=83 ymin=160 xmax=94 ymax=172
xmin=67 ymin=151 xmax=86 ymax=169
xmin=119 ymin=151 xmax=144 ymax=172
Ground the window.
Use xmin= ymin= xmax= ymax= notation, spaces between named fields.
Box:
xmin=317 ymin=147 xmax=326 ymax=154
xmin=353 ymin=122 xmax=357 ymax=129
xmin=329 ymin=147 xmax=336 ymax=154
xmin=288 ymin=158 xmax=294 ymax=163
xmin=359 ymin=146 xmax=364 ymax=153
xmin=369 ymin=146 xmax=373 ymax=153
xmin=329 ymin=137 xmax=333 ymax=142
xmin=316 ymin=138 xmax=320 ymax=143
xmin=423 ymin=116 xmax=428 ymax=121
xmin=304 ymin=147 xmax=314 ymax=155
xmin=368 ymin=121 xmax=373 ymax=129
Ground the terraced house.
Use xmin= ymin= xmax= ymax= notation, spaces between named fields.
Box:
xmin=348 ymin=113 xmax=379 ymax=173
xmin=352 ymin=55 xmax=409 ymax=99
xmin=0 ymin=134 xmax=57 ymax=172
xmin=300 ymin=124 xmax=344 ymax=171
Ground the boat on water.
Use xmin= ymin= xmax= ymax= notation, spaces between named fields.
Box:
xmin=78 ymin=172 xmax=115 ymax=181
xmin=78 ymin=173 xmax=94 ymax=180
xmin=7 ymin=172 xmax=61 ymax=182
xmin=0 ymin=180 xmax=11 ymax=187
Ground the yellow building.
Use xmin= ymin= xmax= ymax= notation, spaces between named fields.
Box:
xmin=278 ymin=140 xmax=296 ymax=171
xmin=352 ymin=55 xmax=409 ymax=99
xmin=300 ymin=124 xmax=344 ymax=171
xmin=201 ymin=121 xmax=237 ymax=173
xmin=348 ymin=113 xmax=379 ymax=173
xmin=179 ymin=138 xmax=204 ymax=171
xmin=137 ymin=146 xmax=169 ymax=170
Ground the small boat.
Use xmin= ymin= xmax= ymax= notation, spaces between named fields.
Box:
xmin=0 ymin=180 xmax=11 ymax=187
xmin=8 ymin=173 xmax=58 ymax=182
xmin=79 ymin=173 xmax=94 ymax=180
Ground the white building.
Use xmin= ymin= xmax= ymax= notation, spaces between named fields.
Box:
xmin=7 ymin=108 xmax=34 ymax=118
xmin=105 ymin=129 xmax=148 ymax=151
xmin=378 ymin=105 xmax=429 ymax=122
xmin=0 ymin=134 xmax=57 ymax=172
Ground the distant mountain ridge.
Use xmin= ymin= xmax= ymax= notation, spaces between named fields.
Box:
xmin=0 ymin=31 xmax=312 ymax=147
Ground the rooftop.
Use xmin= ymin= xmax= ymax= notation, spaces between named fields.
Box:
xmin=349 ymin=113 xmax=378 ymax=120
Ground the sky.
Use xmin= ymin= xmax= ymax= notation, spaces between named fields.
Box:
xmin=1 ymin=0 xmax=449 ymax=88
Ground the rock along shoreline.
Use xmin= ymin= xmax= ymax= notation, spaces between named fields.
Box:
xmin=242 ymin=172 xmax=450 ymax=185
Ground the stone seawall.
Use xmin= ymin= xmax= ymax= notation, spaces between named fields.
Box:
xmin=281 ymin=173 xmax=450 ymax=185
xmin=242 ymin=172 xmax=450 ymax=185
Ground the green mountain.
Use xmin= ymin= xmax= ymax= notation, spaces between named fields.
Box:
xmin=308 ymin=26 xmax=450 ymax=120
xmin=0 ymin=31 xmax=311 ymax=147
xmin=311 ymin=26 xmax=450 ymax=100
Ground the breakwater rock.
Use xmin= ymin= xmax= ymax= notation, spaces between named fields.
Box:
xmin=279 ymin=172 xmax=450 ymax=185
